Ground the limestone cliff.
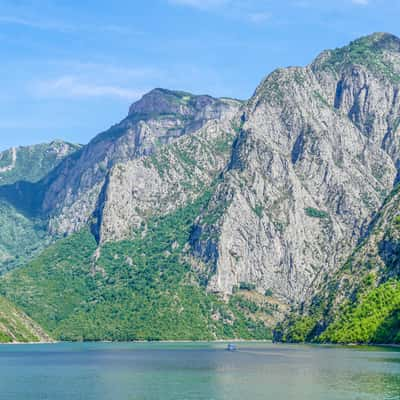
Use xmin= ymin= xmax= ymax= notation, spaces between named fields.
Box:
xmin=191 ymin=33 xmax=400 ymax=303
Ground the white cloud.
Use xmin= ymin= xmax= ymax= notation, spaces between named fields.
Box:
xmin=33 ymin=76 xmax=143 ymax=100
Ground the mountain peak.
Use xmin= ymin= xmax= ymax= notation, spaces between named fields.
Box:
xmin=359 ymin=32 xmax=400 ymax=49
xmin=128 ymin=88 xmax=215 ymax=116
xmin=312 ymin=32 xmax=400 ymax=82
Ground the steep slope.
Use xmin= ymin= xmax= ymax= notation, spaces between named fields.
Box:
xmin=276 ymin=184 xmax=400 ymax=344
xmin=96 ymin=115 xmax=236 ymax=243
xmin=191 ymin=33 xmax=400 ymax=304
xmin=0 ymin=141 xmax=80 ymax=272
xmin=0 ymin=90 xmax=239 ymax=268
xmin=0 ymin=295 xmax=52 ymax=343
xmin=0 ymin=193 xmax=274 ymax=341
xmin=0 ymin=94 xmax=279 ymax=340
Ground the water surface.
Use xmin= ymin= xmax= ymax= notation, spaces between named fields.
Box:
xmin=0 ymin=342 xmax=399 ymax=399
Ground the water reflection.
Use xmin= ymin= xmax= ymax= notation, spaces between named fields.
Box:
xmin=0 ymin=343 xmax=398 ymax=400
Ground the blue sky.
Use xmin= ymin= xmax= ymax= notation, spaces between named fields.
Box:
xmin=0 ymin=0 xmax=399 ymax=150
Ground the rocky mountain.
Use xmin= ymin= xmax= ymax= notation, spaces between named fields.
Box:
xmin=0 ymin=33 xmax=400 ymax=342
xmin=192 ymin=32 xmax=400 ymax=304
xmin=276 ymin=184 xmax=400 ymax=344
xmin=39 ymin=89 xmax=241 ymax=239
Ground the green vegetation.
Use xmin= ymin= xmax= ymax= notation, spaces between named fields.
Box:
xmin=239 ymin=282 xmax=257 ymax=291
xmin=313 ymin=91 xmax=330 ymax=107
xmin=0 ymin=141 xmax=80 ymax=185
xmin=0 ymin=142 xmax=80 ymax=273
xmin=278 ymin=185 xmax=400 ymax=345
xmin=1 ymin=191 xmax=272 ymax=341
xmin=322 ymin=34 xmax=400 ymax=83
xmin=0 ymin=296 xmax=50 ymax=343
xmin=275 ymin=316 xmax=317 ymax=343
xmin=275 ymin=279 xmax=400 ymax=345
xmin=0 ymin=201 xmax=49 ymax=273
xmin=319 ymin=281 xmax=400 ymax=344
xmin=253 ymin=204 xmax=264 ymax=218
xmin=305 ymin=207 xmax=329 ymax=219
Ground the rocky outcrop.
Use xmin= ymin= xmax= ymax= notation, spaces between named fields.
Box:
xmin=191 ymin=33 xmax=400 ymax=303
xmin=97 ymin=118 xmax=236 ymax=243
xmin=40 ymin=90 xmax=240 ymax=239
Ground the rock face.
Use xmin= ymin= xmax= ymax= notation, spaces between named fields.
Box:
xmin=275 ymin=183 xmax=400 ymax=344
xmin=2 ymin=33 xmax=400 ymax=313
xmin=192 ymin=33 xmax=400 ymax=303
xmin=97 ymin=117 xmax=236 ymax=243
xmin=38 ymin=89 xmax=241 ymax=238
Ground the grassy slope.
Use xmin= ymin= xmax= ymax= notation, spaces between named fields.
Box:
xmin=0 ymin=191 xmax=273 ymax=341
xmin=0 ymin=295 xmax=51 ymax=343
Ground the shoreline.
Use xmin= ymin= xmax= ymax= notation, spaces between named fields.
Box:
xmin=1 ymin=339 xmax=399 ymax=348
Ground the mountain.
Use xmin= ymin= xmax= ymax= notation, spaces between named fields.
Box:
xmin=0 ymin=141 xmax=80 ymax=272
xmin=0 ymin=33 xmax=400 ymax=342
xmin=0 ymin=90 xmax=276 ymax=341
xmin=191 ymin=32 xmax=400 ymax=303
xmin=0 ymin=295 xmax=52 ymax=343
xmin=0 ymin=140 xmax=80 ymax=185
xmin=275 ymin=182 xmax=400 ymax=344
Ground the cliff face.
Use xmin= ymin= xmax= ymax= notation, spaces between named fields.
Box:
xmin=276 ymin=184 xmax=400 ymax=344
xmin=191 ymin=33 xmax=400 ymax=303
xmin=39 ymin=89 xmax=241 ymax=239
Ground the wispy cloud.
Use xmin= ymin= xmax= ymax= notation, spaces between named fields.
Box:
xmin=33 ymin=76 xmax=143 ymax=100
xmin=0 ymin=15 xmax=70 ymax=31
xmin=352 ymin=0 xmax=369 ymax=4
xmin=0 ymin=14 xmax=142 ymax=35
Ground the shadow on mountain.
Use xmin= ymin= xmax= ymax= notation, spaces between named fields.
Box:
xmin=0 ymin=180 xmax=45 ymax=218
xmin=373 ymin=308 xmax=400 ymax=344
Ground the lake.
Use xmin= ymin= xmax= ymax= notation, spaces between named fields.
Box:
xmin=0 ymin=342 xmax=399 ymax=399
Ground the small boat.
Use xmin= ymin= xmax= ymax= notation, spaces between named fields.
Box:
xmin=226 ymin=343 xmax=237 ymax=352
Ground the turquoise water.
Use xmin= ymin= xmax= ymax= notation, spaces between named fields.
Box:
xmin=0 ymin=342 xmax=399 ymax=399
